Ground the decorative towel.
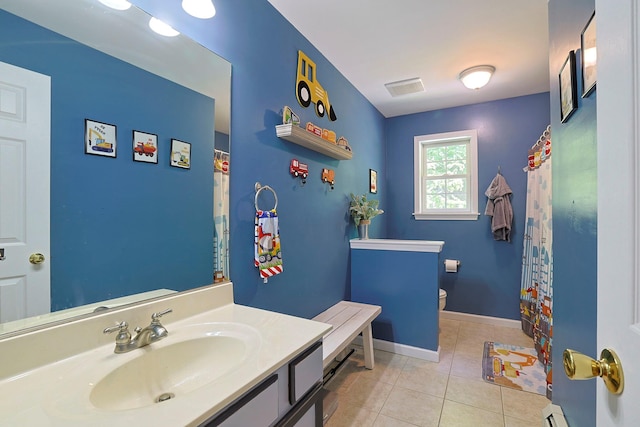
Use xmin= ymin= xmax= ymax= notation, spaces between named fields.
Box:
xmin=485 ymin=173 xmax=514 ymax=241
xmin=254 ymin=210 xmax=283 ymax=280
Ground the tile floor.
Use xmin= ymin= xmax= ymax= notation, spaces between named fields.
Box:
xmin=324 ymin=315 xmax=550 ymax=427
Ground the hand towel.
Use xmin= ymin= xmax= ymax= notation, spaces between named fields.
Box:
xmin=254 ymin=209 xmax=283 ymax=280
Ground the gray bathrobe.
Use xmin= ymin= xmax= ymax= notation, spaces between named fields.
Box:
xmin=484 ymin=174 xmax=513 ymax=241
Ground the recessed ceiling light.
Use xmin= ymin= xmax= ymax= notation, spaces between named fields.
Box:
xmin=148 ymin=17 xmax=180 ymax=37
xmin=458 ymin=65 xmax=495 ymax=90
xmin=182 ymin=0 xmax=216 ymax=19
xmin=98 ymin=0 xmax=132 ymax=11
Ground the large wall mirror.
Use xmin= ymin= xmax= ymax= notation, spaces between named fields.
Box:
xmin=0 ymin=0 xmax=231 ymax=336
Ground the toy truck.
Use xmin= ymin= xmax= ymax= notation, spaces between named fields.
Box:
xmin=321 ymin=168 xmax=335 ymax=186
xmin=290 ymin=159 xmax=309 ymax=179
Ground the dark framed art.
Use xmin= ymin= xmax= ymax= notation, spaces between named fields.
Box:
xmin=559 ymin=51 xmax=578 ymax=123
xmin=132 ymin=130 xmax=158 ymax=163
xmin=170 ymin=139 xmax=191 ymax=169
xmin=369 ymin=169 xmax=377 ymax=194
xmin=85 ymin=119 xmax=117 ymax=158
xmin=581 ymin=12 xmax=597 ymax=97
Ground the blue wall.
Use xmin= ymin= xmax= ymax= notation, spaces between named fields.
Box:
xmin=10 ymin=0 xmax=555 ymax=324
xmin=0 ymin=11 xmax=215 ymax=310
xmin=130 ymin=0 xmax=387 ymax=318
xmin=385 ymin=93 xmax=550 ymax=320
xmin=548 ymin=0 xmax=597 ymax=425
xmin=351 ymin=249 xmax=440 ymax=350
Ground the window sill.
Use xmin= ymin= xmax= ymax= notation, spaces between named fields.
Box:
xmin=413 ymin=212 xmax=479 ymax=221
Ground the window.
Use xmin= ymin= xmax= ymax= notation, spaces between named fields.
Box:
xmin=413 ymin=129 xmax=479 ymax=220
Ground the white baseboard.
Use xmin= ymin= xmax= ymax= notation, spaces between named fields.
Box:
xmin=440 ymin=310 xmax=521 ymax=329
xmin=353 ymin=336 xmax=440 ymax=362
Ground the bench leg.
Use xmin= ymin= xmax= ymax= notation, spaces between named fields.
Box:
xmin=362 ymin=324 xmax=375 ymax=370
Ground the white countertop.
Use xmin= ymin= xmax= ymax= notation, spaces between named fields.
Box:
xmin=350 ymin=239 xmax=444 ymax=252
xmin=0 ymin=283 xmax=331 ymax=426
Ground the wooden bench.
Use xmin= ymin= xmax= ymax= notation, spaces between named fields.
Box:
xmin=312 ymin=301 xmax=381 ymax=370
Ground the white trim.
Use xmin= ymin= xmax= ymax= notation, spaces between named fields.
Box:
xmin=349 ymin=239 xmax=444 ymax=253
xmin=413 ymin=212 xmax=479 ymax=221
xmin=439 ymin=310 xmax=521 ymax=329
xmin=353 ymin=336 xmax=440 ymax=362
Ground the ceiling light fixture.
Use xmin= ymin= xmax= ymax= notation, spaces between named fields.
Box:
xmin=148 ymin=17 xmax=180 ymax=37
xmin=458 ymin=65 xmax=496 ymax=90
xmin=182 ymin=0 xmax=216 ymax=19
xmin=98 ymin=0 xmax=132 ymax=10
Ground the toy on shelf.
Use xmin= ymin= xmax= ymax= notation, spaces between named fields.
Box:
xmin=276 ymin=105 xmax=352 ymax=160
xmin=306 ymin=122 xmax=338 ymax=145
xmin=283 ymin=105 xmax=300 ymax=126
xmin=290 ymin=159 xmax=309 ymax=184
xmin=322 ymin=129 xmax=336 ymax=144
xmin=306 ymin=122 xmax=322 ymax=137
xmin=337 ymin=136 xmax=352 ymax=152
xmin=321 ymin=168 xmax=335 ymax=190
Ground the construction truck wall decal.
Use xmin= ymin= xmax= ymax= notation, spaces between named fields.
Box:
xmin=296 ymin=50 xmax=337 ymax=121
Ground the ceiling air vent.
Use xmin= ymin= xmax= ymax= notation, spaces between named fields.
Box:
xmin=384 ymin=77 xmax=425 ymax=97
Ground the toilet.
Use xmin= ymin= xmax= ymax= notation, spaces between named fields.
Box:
xmin=439 ymin=288 xmax=447 ymax=311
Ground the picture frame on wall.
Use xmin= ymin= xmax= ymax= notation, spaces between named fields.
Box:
xmin=559 ymin=51 xmax=578 ymax=123
xmin=369 ymin=169 xmax=377 ymax=194
xmin=170 ymin=139 xmax=191 ymax=169
xmin=132 ymin=130 xmax=158 ymax=164
xmin=581 ymin=12 xmax=597 ymax=97
xmin=85 ymin=119 xmax=117 ymax=158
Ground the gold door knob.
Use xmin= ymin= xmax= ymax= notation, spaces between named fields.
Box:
xmin=563 ymin=348 xmax=624 ymax=394
xmin=29 ymin=253 xmax=45 ymax=265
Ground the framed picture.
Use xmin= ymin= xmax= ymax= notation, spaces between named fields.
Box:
xmin=85 ymin=119 xmax=116 ymax=158
xmin=170 ymin=139 xmax=191 ymax=169
xmin=369 ymin=169 xmax=377 ymax=194
xmin=581 ymin=12 xmax=597 ymax=97
xmin=132 ymin=130 xmax=158 ymax=163
xmin=559 ymin=51 xmax=578 ymax=123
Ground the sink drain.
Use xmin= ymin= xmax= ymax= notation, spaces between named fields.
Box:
xmin=155 ymin=392 xmax=175 ymax=403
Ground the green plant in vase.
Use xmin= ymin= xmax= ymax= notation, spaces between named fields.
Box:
xmin=349 ymin=193 xmax=383 ymax=239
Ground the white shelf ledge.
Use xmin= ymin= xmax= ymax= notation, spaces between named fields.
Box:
xmin=276 ymin=124 xmax=352 ymax=160
xmin=350 ymin=239 xmax=445 ymax=253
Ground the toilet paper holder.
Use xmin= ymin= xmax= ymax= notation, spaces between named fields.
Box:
xmin=444 ymin=259 xmax=461 ymax=273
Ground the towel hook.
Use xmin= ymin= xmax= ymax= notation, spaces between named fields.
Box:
xmin=255 ymin=182 xmax=278 ymax=212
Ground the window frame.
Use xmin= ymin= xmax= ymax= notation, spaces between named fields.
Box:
xmin=413 ymin=129 xmax=479 ymax=221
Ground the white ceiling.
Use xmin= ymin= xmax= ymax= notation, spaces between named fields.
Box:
xmin=268 ymin=0 xmax=550 ymax=118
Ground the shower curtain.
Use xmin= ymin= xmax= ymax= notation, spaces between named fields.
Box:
xmin=214 ymin=150 xmax=230 ymax=283
xmin=519 ymin=126 xmax=553 ymax=399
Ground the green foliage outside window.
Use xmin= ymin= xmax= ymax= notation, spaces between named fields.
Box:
xmin=424 ymin=144 xmax=469 ymax=210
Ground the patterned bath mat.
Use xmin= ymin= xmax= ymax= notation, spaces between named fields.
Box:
xmin=482 ymin=341 xmax=548 ymax=396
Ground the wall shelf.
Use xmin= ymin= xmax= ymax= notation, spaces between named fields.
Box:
xmin=275 ymin=124 xmax=352 ymax=160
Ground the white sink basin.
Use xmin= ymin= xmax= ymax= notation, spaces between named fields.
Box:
xmin=90 ymin=322 xmax=260 ymax=411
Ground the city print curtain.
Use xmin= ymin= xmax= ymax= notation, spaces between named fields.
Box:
xmin=519 ymin=126 xmax=553 ymax=400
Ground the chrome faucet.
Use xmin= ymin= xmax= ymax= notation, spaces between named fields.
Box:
xmin=103 ymin=309 xmax=172 ymax=353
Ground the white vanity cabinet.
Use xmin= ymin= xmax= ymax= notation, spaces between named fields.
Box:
xmin=201 ymin=341 xmax=323 ymax=427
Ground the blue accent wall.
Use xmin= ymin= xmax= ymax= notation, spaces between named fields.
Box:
xmin=548 ymin=0 xmax=597 ymax=425
xmin=131 ymin=0 xmax=387 ymax=318
xmin=351 ymin=249 xmax=440 ymax=350
xmin=0 ymin=11 xmax=215 ymax=310
xmin=385 ymin=94 xmax=550 ymax=320
xmin=9 ymin=0 xmax=556 ymax=329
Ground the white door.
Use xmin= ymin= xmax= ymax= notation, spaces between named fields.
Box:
xmin=597 ymin=0 xmax=640 ymax=424
xmin=0 ymin=61 xmax=50 ymax=322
